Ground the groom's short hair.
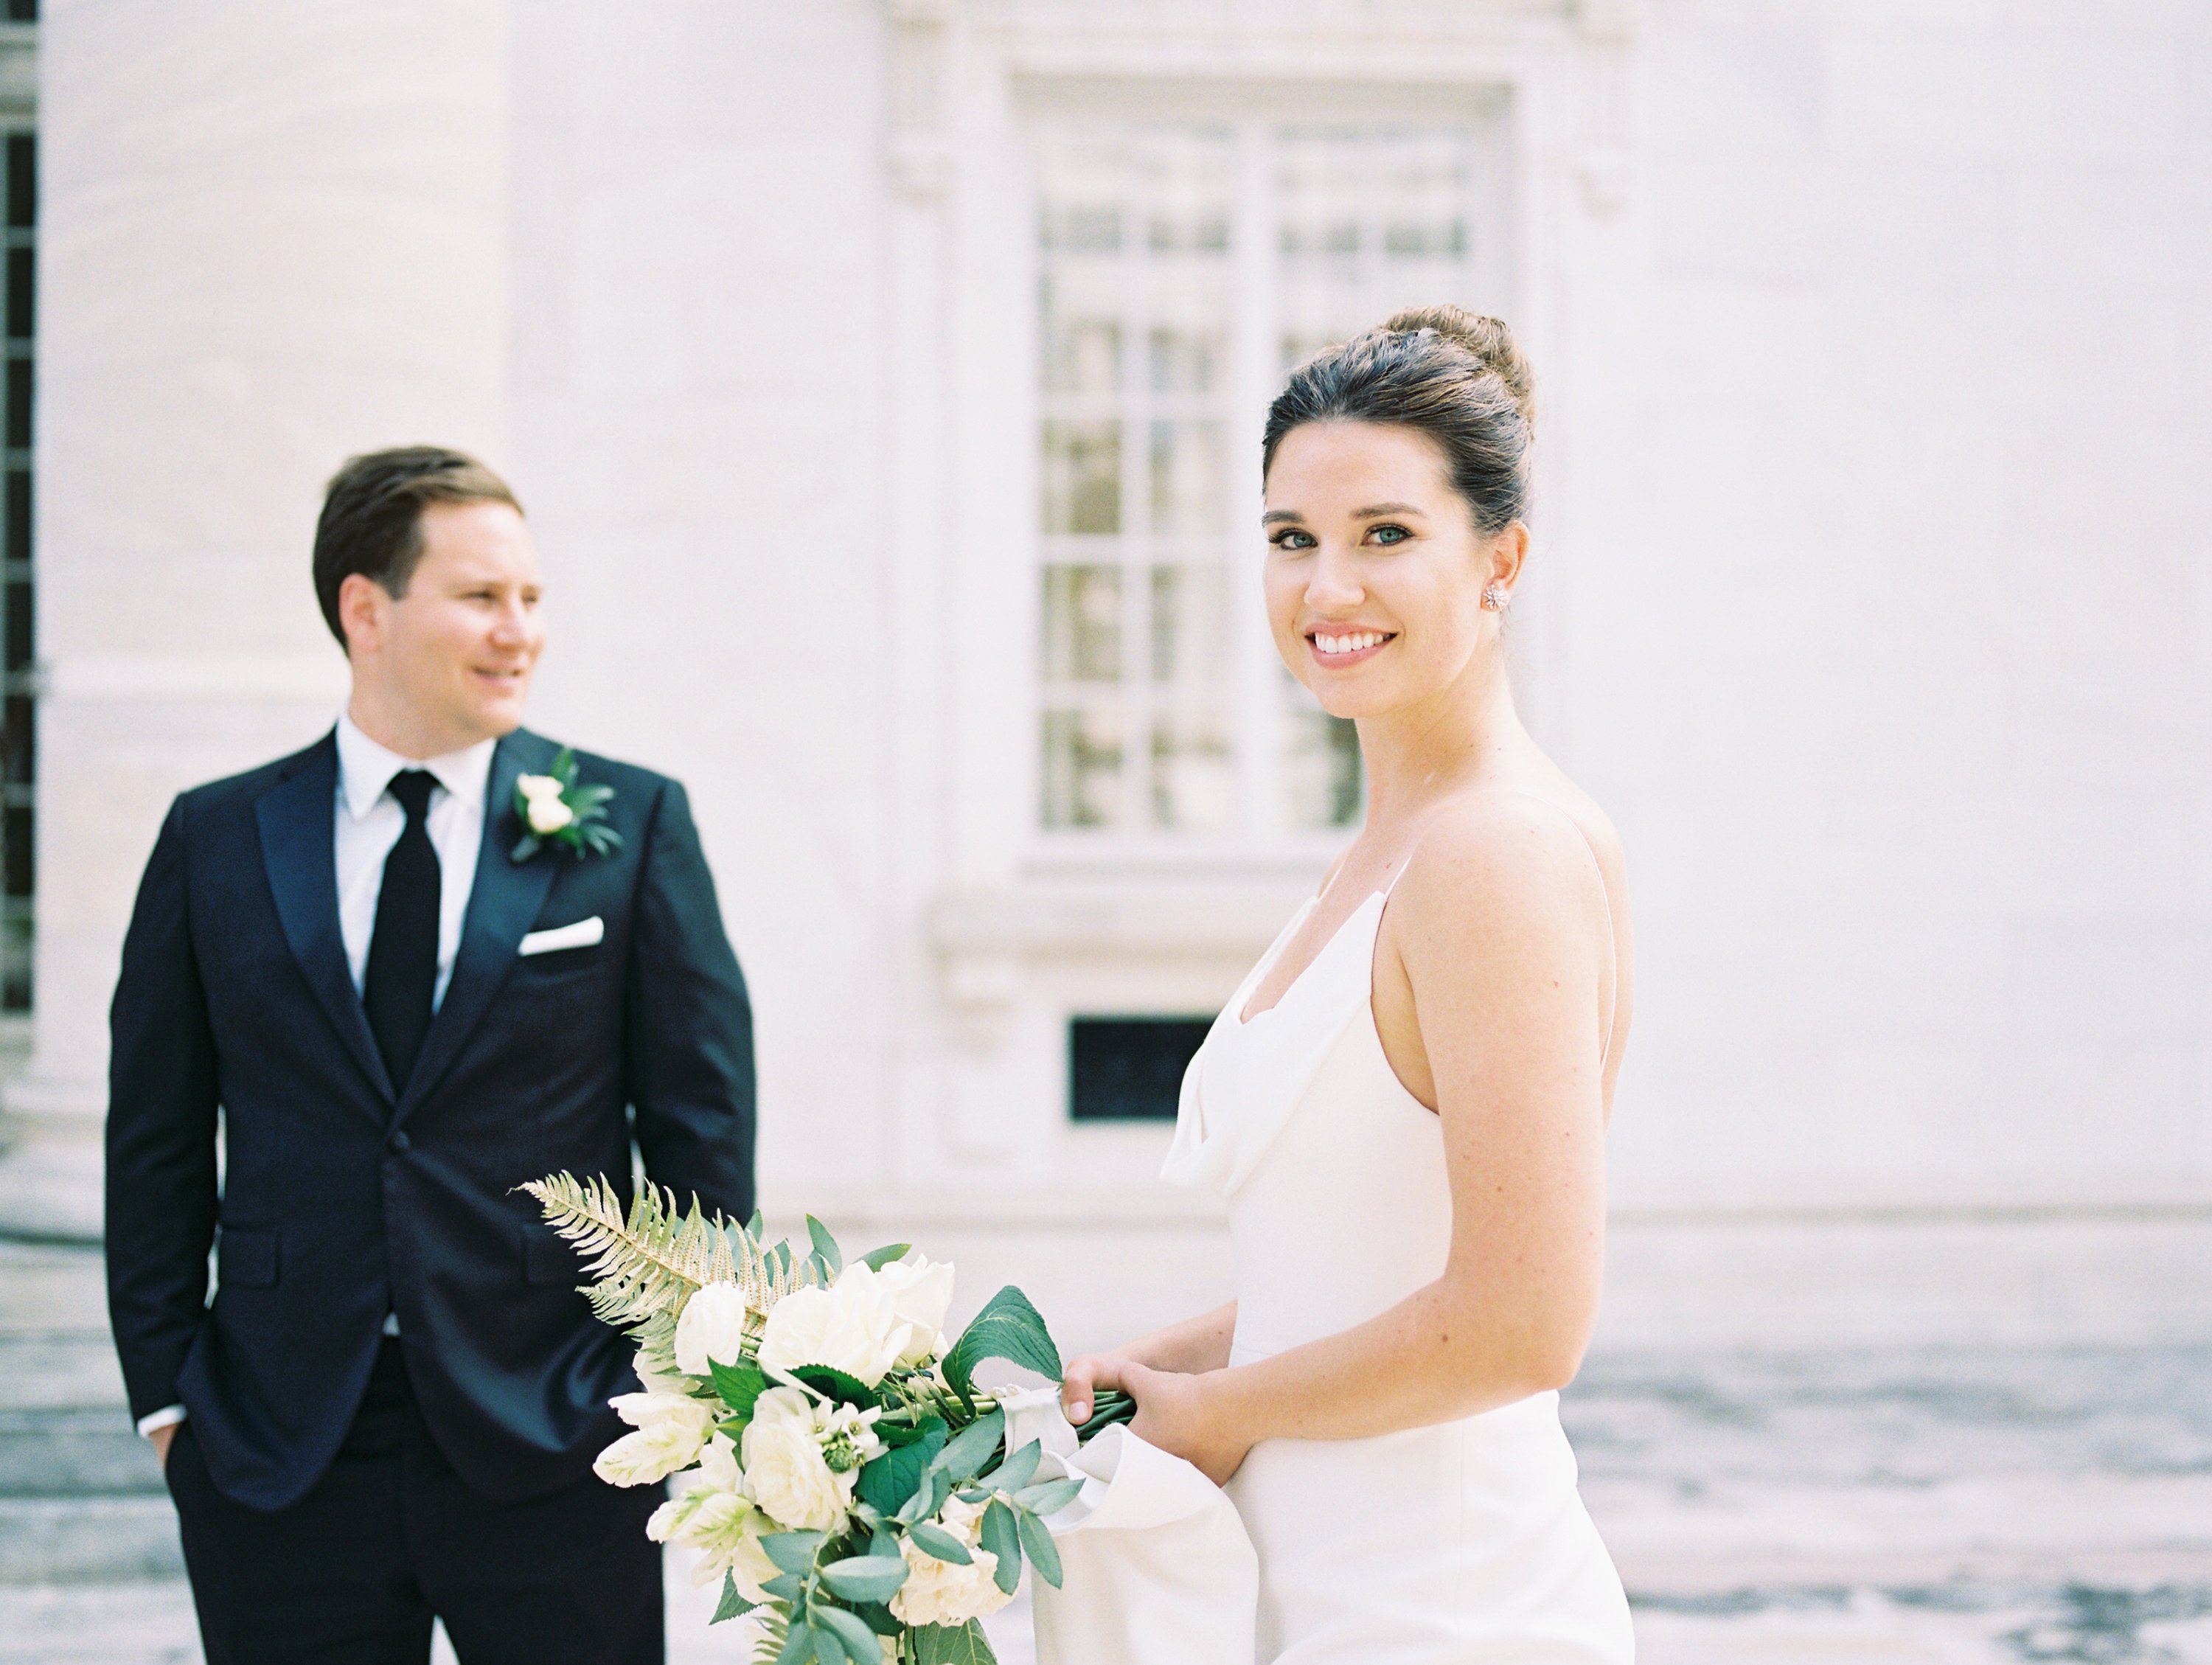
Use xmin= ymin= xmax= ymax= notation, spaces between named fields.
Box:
xmin=313 ymin=446 xmax=523 ymax=648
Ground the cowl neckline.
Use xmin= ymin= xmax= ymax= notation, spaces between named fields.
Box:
xmin=1162 ymin=889 xmax=1391 ymax=1198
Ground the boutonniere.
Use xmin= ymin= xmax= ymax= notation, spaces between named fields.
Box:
xmin=510 ymin=748 xmax=623 ymax=863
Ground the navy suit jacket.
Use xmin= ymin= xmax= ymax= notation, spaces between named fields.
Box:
xmin=104 ymin=727 xmax=754 ymax=1511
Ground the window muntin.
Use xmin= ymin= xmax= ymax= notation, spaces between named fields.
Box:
xmin=1032 ymin=110 xmax=1510 ymax=849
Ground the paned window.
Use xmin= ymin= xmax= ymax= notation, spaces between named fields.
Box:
xmin=1032 ymin=111 xmax=1512 ymax=849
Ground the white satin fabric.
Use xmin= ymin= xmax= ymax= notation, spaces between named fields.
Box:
xmin=1004 ymin=1387 xmax=1258 ymax=1665
xmin=1158 ymin=886 xmax=1636 ymax=1664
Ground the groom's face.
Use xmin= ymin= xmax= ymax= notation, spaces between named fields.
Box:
xmin=361 ymin=500 xmax=545 ymax=749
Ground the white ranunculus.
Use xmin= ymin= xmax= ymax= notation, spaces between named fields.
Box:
xmin=526 ymin=793 xmax=575 ymax=835
xmin=517 ymin=774 xmax=565 ymax=802
xmin=650 ymin=1436 xmax=782 ymax=1597
xmin=741 ymin=1386 xmax=855 ymax=1532
xmin=594 ymin=1391 xmax=714 ymax=1486
xmin=756 ymin=1262 xmax=908 ymax=1386
xmin=674 ymin=1282 xmax=752 ymax=1377
xmin=891 ymin=1495 xmax=1013 ymax=1629
xmin=874 ymin=1255 xmax=957 ymax=1365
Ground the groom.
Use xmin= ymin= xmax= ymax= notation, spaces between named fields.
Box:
xmin=105 ymin=447 xmax=754 ymax=1663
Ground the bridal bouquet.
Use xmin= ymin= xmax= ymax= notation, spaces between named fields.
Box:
xmin=525 ymin=1175 xmax=1130 ymax=1665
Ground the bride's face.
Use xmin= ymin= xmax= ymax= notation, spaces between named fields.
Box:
xmin=1262 ymin=420 xmax=1520 ymax=720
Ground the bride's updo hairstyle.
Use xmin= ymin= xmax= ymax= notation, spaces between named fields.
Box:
xmin=1262 ymin=305 xmax=1535 ymax=536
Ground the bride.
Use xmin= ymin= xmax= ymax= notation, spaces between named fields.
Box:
xmin=1061 ymin=307 xmax=1636 ymax=1662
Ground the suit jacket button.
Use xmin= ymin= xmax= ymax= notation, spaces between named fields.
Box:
xmin=388 ymin=1130 xmax=411 ymax=1153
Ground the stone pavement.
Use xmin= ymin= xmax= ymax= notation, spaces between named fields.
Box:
xmin=4 ymin=1253 xmax=2206 ymax=1665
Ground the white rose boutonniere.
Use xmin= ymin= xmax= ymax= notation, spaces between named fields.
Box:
xmin=509 ymin=747 xmax=622 ymax=863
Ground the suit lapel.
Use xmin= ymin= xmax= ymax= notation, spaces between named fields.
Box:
xmin=390 ymin=729 xmax=559 ymax=1129
xmin=255 ymin=731 xmax=396 ymax=1109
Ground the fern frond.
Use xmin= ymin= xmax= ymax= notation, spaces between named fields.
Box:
xmin=747 ymin=1603 xmax=790 ymax=1664
xmin=524 ymin=1172 xmax=828 ymax=1341
xmin=524 ymin=1172 xmax=724 ymax=1330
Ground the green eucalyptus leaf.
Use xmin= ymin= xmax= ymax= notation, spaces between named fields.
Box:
xmin=762 ymin=1530 xmax=827 ymax=1574
xmin=942 ymin=1287 xmax=1062 ymax=1399
xmin=981 ymin=1439 xmax=1040 ymax=1494
xmin=820 ymin=1554 xmax=908 ymax=1603
xmin=774 ymin=1621 xmax=817 ymax=1665
xmin=710 ymin=1569 xmax=755 ymax=1624
xmin=763 ymin=1570 xmax=807 ymax=1604
xmin=509 ymin=832 xmax=542 ymax=863
xmin=813 ymin=1604 xmax=887 ymax=1663
xmin=1016 ymin=1506 xmax=1063 ymax=1588
xmin=906 ymin=1521 xmax=973 ymax=1565
xmin=932 ymin=1410 xmax=1005 ymax=1484
xmin=805 ymin=1216 xmax=844 ymax=1275
xmin=858 ymin=1242 xmax=912 ymax=1272
xmin=1013 ymin=1476 xmax=1084 ymax=1517
xmin=980 ymin=1498 xmax=1022 ymax=1596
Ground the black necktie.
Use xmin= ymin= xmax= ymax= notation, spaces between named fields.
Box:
xmin=363 ymin=770 xmax=441 ymax=1093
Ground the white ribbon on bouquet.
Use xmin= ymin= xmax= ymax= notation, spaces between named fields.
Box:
xmin=998 ymin=1386 xmax=1259 ymax=1665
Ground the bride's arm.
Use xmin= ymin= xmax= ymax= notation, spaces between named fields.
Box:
xmin=1107 ymin=797 xmax=1613 ymax=1483
xmin=1062 ymin=1301 xmax=1237 ymax=1415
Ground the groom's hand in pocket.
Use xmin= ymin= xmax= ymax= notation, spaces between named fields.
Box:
xmin=150 ymin=1424 xmax=178 ymax=1471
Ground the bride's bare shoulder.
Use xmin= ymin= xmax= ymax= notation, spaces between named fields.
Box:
xmin=1385 ymin=780 xmax=1621 ymax=950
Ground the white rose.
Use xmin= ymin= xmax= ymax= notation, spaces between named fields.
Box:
xmin=526 ymin=794 xmax=575 ymax=835
xmin=650 ymin=1436 xmax=782 ymax=1597
xmin=517 ymin=774 xmax=564 ymax=802
xmin=757 ymin=1262 xmax=906 ymax=1386
xmin=874 ymin=1256 xmax=957 ymax=1365
xmin=674 ymin=1282 xmax=752 ymax=1377
xmin=741 ymin=1386 xmax=855 ymax=1532
xmin=891 ymin=1495 xmax=1013 ymax=1628
xmin=594 ymin=1391 xmax=714 ymax=1486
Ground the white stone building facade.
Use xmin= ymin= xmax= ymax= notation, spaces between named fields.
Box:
xmin=7 ymin=0 xmax=2209 ymax=1354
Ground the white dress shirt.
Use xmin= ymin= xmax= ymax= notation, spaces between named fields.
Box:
xmin=333 ymin=711 xmax=498 ymax=1010
xmin=139 ymin=715 xmax=500 ymax=1441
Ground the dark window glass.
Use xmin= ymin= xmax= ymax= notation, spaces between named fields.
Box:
xmin=5 ymin=356 xmax=27 ymax=449
xmin=3 ymin=802 xmax=29 ymax=896
xmin=4 ymin=578 xmax=27 ymax=672
xmin=4 ymin=136 xmax=28 ymax=230
xmin=6 ymin=246 xmax=28 ymax=340
xmin=4 ymin=694 xmax=29 ymax=785
xmin=4 ymin=1 xmax=37 ymax=26
xmin=4 ymin=468 xmax=23 ymax=560
xmin=1068 ymin=1016 xmax=1211 ymax=1121
xmin=1 ymin=910 xmax=27 ymax=1010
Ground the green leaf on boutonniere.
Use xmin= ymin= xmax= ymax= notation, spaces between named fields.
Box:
xmin=509 ymin=746 xmax=625 ymax=863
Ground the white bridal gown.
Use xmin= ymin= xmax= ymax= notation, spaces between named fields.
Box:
xmin=1160 ymin=874 xmax=1636 ymax=1664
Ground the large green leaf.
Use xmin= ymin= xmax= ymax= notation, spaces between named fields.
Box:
xmin=857 ymin=1420 xmax=945 ymax=1515
xmin=791 ymin=1364 xmax=877 ymax=1411
xmin=819 ymin=1555 xmax=908 ymax=1603
xmin=931 ymin=1409 xmax=1005 ymax=1485
xmin=710 ymin=1570 xmax=756 ymax=1624
xmin=858 ymin=1242 xmax=911 ymax=1272
xmin=913 ymin=1620 xmax=999 ymax=1664
xmin=710 ymin=1358 xmax=769 ymax=1420
xmin=941 ymin=1287 xmax=1062 ymax=1398
xmin=979 ymin=1499 xmax=1022 ymax=1596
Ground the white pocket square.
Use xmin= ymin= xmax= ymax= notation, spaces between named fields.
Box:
xmin=518 ymin=917 xmax=604 ymax=956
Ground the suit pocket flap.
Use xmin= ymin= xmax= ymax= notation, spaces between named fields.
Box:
xmin=218 ymin=1226 xmax=279 ymax=1289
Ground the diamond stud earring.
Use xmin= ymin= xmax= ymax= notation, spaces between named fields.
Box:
xmin=1481 ymin=583 xmax=1509 ymax=611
